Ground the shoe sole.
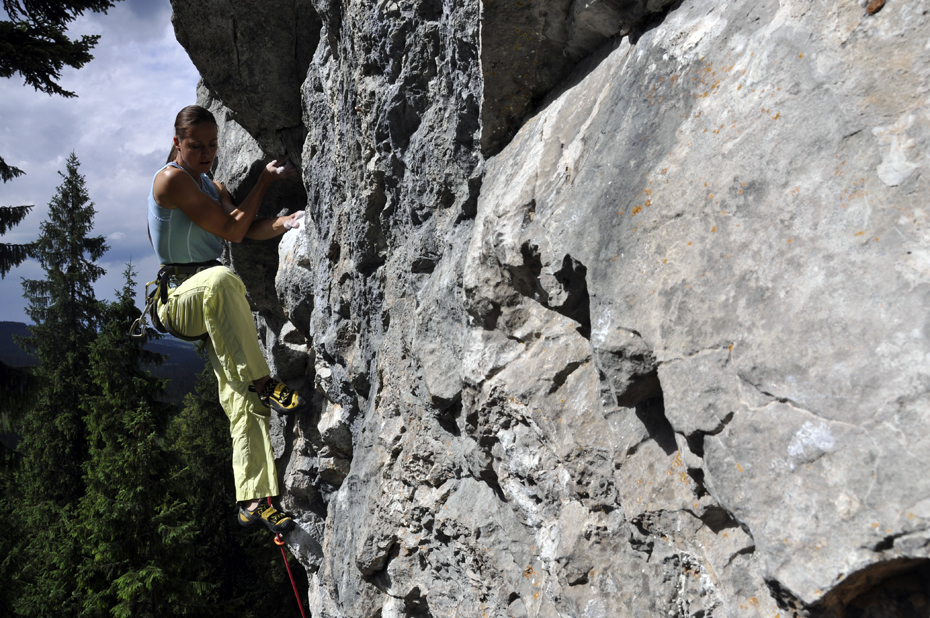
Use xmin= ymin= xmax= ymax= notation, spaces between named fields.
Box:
xmin=268 ymin=519 xmax=296 ymax=533
xmin=267 ymin=399 xmax=309 ymax=415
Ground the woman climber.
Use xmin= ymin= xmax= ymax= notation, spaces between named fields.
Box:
xmin=146 ymin=104 xmax=306 ymax=534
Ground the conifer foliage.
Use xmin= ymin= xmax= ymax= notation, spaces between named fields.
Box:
xmin=20 ymin=152 xmax=107 ymax=504
xmin=0 ymin=0 xmax=124 ymax=183
xmin=77 ymin=265 xmax=209 ymax=617
xmin=12 ymin=153 xmax=108 ymax=617
xmin=0 ymin=183 xmax=37 ymax=471
xmin=0 ymin=86 xmax=37 ymax=445
xmin=0 ymin=0 xmax=121 ymax=98
xmin=0 ymin=204 xmax=34 ymax=278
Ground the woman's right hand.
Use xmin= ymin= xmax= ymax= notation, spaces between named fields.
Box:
xmin=266 ymin=158 xmax=299 ymax=180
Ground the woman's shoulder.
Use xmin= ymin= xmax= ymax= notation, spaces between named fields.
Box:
xmin=153 ymin=165 xmax=192 ymax=208
xmin=153 ymin=164 xmax=179 ymax=185
xmin=156 ymin=163 xmax=184 ymax=181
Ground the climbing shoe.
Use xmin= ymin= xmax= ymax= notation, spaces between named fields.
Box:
xmin=254 ymin=378 xmax=309 ymax=415
xmin=238 ymin=501 xmax=296 ymax=534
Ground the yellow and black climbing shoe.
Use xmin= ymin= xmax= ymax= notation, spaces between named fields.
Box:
xmin=255 ymin=378 xmax=309 ymax=415
xmin=238 ymin=501 xmax=296 ymax=534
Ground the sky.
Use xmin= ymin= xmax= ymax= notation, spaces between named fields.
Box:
xmin=0 ymin=0 xmax=200 ymax=322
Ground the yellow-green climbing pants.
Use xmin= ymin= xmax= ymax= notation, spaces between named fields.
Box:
xmin=157 ymin=266 xmax=279 ymax=502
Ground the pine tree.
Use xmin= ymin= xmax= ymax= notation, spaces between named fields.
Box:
xmin=76 ymin=264 xmax=211 ymax=617
xmin=0 ymin=359 xmax=31 ymax=617
xmin=19 ymin=152 xmax=107 ymax=503
xmin=11 ymin=152 xmax=108 ymax=617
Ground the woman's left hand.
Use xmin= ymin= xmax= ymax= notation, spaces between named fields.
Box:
xmin=283 ymin=211 xmax=305 ymax=230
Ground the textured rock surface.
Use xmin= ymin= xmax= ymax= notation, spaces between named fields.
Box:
xmin=480 ymin=0 xmax=678 ymax=154
xmin=171 ymin=0 xmax=321 ymax=158
xmin=173 ymin=0 xmax=930 ymax=616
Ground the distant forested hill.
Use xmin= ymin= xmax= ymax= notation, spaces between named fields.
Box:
xmin=0 ymin=321 xmax=204 ymax=405
xmin=0 ymin=321 xmax=34 ymax=367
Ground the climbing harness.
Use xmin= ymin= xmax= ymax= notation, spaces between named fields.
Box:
xmin=130 ymin=260 xmax=221 ymax=340
xmin=268 ymin=497 xmax=307 ymax=618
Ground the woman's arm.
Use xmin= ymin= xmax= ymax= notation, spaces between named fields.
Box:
xmin=154 ymin=159 xmax=295 ymax=243
xmin=213 ymin=178 xmax=305 ymax=241
xmin=244 ymin=212 xmax=304 ymax=240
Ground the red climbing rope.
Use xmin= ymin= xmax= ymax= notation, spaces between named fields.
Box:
xmin=269 ymin=497 xmax=308 ymax=618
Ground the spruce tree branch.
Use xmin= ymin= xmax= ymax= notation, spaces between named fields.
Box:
xmin=0 ymin=157 xmax=25 ymax=182
xmin=0 ymin=205 xmax=34 ymax=234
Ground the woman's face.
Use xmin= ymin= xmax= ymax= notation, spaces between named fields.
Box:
xmin=175 ymin=122 xmax=218 ymax=174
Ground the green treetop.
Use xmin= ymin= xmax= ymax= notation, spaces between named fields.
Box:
xmin=11 ymin=153 xmax=107 ymax=617
xmin=22 ymin=152 xmax=107 ymax=387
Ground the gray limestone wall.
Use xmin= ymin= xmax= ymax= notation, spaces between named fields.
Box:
xmin=170 ymin=0 xmax=930 ymax=616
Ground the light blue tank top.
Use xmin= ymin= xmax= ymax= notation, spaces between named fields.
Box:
xmin=147 ymin=162 xmax=224 ymax=264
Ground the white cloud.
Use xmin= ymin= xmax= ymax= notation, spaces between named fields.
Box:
xmin=0 ymin=0 xmax=199 ymax=322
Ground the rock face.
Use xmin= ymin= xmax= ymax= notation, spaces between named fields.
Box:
xmin=171 ymin=0 xmax=930 ymax=616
